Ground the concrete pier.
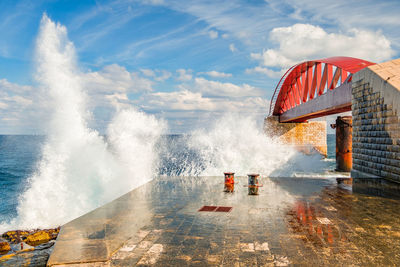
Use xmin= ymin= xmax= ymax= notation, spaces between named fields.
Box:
xmin=42 ymin=176 xmax=400 ymax=266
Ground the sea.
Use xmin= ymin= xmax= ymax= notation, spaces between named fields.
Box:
xmin=0 ymin=133 xmax=336 ymax=231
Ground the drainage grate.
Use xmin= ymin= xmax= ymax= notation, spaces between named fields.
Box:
xmin=215 ymin=206 xmax=232 ymax=212
xmin=198 ymin=206 xmax=218 ymax=212
xmin=198 ymin=206 xmax=232 ymax=212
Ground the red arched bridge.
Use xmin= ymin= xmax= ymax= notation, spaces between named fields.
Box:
xmin=269 ymin=56 xmax=375 ymax=122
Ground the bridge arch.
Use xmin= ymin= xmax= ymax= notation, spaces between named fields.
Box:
xmin=269 ymin=57 xmax=375 ymax=122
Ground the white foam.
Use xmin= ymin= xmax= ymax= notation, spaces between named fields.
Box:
xmin=0 ymin=15 xmax=165 ymax=231
xmin=179 ymin=113 xmax=331 ymax=177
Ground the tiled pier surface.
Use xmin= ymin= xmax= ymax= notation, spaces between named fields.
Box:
xmin=48 ymin=176 xmax=400 ymax=266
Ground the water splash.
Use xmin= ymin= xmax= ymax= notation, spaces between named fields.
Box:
xmin=159 ymin=114 xmax=331 ymax=177
xmin=0 ymin=15 xmax=165 ymax=231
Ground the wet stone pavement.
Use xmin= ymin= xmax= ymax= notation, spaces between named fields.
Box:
xmin=47 ymin=176 xmax=400 ymax=266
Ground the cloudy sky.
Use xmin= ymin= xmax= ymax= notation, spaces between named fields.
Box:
xmin=0 ymin=0 xmax=399 ymax=134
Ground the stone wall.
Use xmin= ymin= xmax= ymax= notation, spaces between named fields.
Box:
xmin=264 ymin=116 xmax=327 ymax=156
xmin=351 ymin=58 xmax=400 ymax=181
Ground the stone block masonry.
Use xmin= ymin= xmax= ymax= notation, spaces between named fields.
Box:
xmin=351 ymin=58 xmax=400 ymax=181
xmin=264 ymin=116 xmax=327 ymax=157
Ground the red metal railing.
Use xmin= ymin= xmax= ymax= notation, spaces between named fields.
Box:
xmin=269 ymin=57 xmax=375 ymax=117
xmin=268 ymin=64 xmax=299 ymax=116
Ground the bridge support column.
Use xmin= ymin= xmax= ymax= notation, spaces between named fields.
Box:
xmin=333 ymin=116 xmax=352 ymax=172
xmin=264 ymin=116 xmax=327 ymax=157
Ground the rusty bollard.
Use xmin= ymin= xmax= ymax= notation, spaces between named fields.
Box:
xmin=248 ymin=174 xmax=261 ymax=195
xmin=331 ymin=116 xmax=352 ymax=172
xmin=224 ymin=172 xmax=235 ymax=192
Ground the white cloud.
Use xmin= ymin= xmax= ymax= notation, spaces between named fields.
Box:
xmin=103 ymin=92 xmax=132 ymax=110
xmin=80 ymin=64 xmax=161 ymax=114
xmin=0 ymin=73 xmax=267 ymax=134
xmin=192 ymin=77 xmax=261 ymax=98
xmin=251 ymin=24 xmax=395 ymax=70
xmin=140 ymin=68 xmax=155 ymax=77
xmin=10 ymin=95 xmax=33 ymax=106
xmin=140 ymin=0 xmax=165 ymax=5
xmin=208 ymin=30 xmax=218 ymax=39
xmin=140 ymin=68 xmax=171 ymax=81
xmin=142 ymin=89 xmax=268 ymax=113
xmin=136 ymin=75 xmax=268 ymax=133
xmin=275 ymin=0 xmax=400 ymax=31
xmin=0 ymin=79 xmax=32 ymax=93
xmin=155 ymin=70 xmax=172 ymax=81
xmin=84 ymin=64 xmax=154 ymax=93
xmin=145 ymin=0 xmax=400 ymax=51
xmin=203 ymin=71 xmax=232 ymax=78
xmin=176 ymin=69 xmax=192 ymax=81
xmin=229 ymin=43 xmax=237 ymax=52
xmin=0 ymin=101 xmax=8 ymax=109
xmin=0 ymin=79 xmax=45 ymax=133
xmin=144 ymin=90 xmax=215 ymax=111
xmin=222 ymin=33 xmax=229 ymax=39
xmin=0 ymin=79 xmax=35 ymax=108
xmin=245 ymin=66 xmax=283 ymax=78
xmin=136 ymin=75 xmax=268 ymax=126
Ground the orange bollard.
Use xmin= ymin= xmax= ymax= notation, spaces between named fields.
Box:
xmin=224 ymin=172 xmax=235 ymax=192
xmin=334 ymin=116 xmax=352 ymax=172
xmin=327 ymin=225 xmax=334 ymax=244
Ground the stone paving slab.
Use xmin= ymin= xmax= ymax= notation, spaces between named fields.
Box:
xmin=48 ymin=176 xmax=400 ymax=266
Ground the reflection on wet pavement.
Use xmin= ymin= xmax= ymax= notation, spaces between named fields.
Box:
xmin=48 ymin=176 xmax=400 ymax=266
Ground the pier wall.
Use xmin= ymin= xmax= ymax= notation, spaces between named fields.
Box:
xmin=264 ymin=116 xmax=327 ymax=156
xmin=351 ymin=58 xmax=400 ymax=181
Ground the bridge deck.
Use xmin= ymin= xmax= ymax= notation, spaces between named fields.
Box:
xmin=47 ymin=176 xmax=400 ymax=266
xmin=279 ymin=82 xmax=351 ymax=122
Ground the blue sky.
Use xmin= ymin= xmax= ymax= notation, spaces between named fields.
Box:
xmin=0 ymin=0 xmax=399 ymax=134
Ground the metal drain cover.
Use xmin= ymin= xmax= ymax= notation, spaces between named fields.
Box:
xmin=198 ymin=206 xmax=217 ymax=212
xmin=198 ymin=206 xmax=232 ymax=212
xmin=215 ymin=206 xmax=232 ymax=212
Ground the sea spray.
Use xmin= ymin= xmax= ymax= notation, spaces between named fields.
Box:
xmin=107 ymin=108 xmax=165 ymax=186
xmin=0 ymin=15 xmax=165 ymax=231
xmin=188 ymin=114 xmax=294 ymax=176
xmin=158 ymin=114 xmax=331 ymax=177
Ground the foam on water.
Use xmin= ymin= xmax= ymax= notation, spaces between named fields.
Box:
xmin=0 ymin=15 xmax=165 ymax=231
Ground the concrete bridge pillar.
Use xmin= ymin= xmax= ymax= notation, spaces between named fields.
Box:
xmin=264 ymin=116 xmax=327 ymax=157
